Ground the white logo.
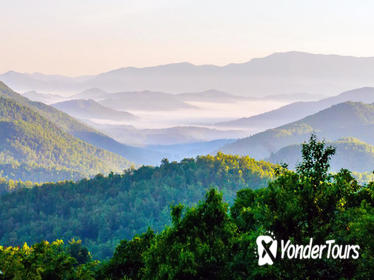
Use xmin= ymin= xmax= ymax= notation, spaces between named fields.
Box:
xmin=256 ymin=236 xmax=360 ymax=266
xmin=256 ymin=235 xmax=278 ymax=266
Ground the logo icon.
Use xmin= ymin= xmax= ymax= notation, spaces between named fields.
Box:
xmin=256 ymin=235 xmax=277 ymax=266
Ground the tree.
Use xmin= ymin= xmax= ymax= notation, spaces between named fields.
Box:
xmin=296 ymin=134 xmax=336 ymax=186
xmin=0 ymin=240 xmax=97 ymax=279
xmin=142 ymin=189 xmax=237 ymax=280
xmin=99 ymin=229 xmax=155 ymax=280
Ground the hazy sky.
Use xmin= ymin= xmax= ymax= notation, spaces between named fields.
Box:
xmin=1 ymin=0 xmax=373 ymax=76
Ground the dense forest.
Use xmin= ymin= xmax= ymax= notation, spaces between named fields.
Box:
xmin=1 ymin=136 xmax=373 ymax=279
xmin=0 ymin=153 xmax=276 ymax=259
xmin=0 ymin=84 xmax=133 ymax=182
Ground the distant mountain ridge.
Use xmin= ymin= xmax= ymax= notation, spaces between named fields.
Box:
xmin=220 ymin=101 xmax=374 ymax=159
xmin=147 ymin=139 xmax=236 ymax=162
xmin=216 ymin=87 xmax=374 ymax=130
xmin=23 ymin=90 xmax=65 ymax=104
xmin=3 ymin=52 xmax=374 ymax=96
xmin=68 ymin=88 xmax=251 ymax=113
xmin=261 ymin=92 xmax=326 ymax=102
xmin=52 ymin=99 xmax=136 ymax=121
xmin=1 ymin=83 xmax=241 ymax=165
xmin=177 ymin=89 xmax=248 ymax=103
xmin=90 ymin=123 xmax=248 ymax=146
xmin=99 ymin=91 xmax=196 ymax=111
xmin=71 ymin=88 xmax=108 ymax=100
xmin=73 ymin=88 xmax=313 ymax=105
xmin=0 ymin=81 xmax=163 ymax=166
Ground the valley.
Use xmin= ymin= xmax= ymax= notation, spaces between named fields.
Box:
xmin=2 ymin=51 xmax=374 ymax=279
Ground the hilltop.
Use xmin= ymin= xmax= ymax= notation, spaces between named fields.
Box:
xmin=220 ymin=101 xmax=374 ymax=161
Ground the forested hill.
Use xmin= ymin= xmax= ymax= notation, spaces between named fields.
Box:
xmin=0 ymin=95 xmax=132 ymax=182
xmin=0 ymin=81 xmax=94 ymax=134
xmin=0 ymin=153 xmax=277 ymax=259
xmin=1 ymin=137 xmax=374 ymax=279
xmin=267 ymin=137 xmax=374 ymax=173
xmin=0 ymin=81 xmax=161 ymax=165
xmin=221 ymin=101 xmax=374 ymax=160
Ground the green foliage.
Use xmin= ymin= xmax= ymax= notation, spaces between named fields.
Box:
xmin=67 ymin=239 xmax=92 ymax=265
xmin=1 ymin=136 xmax=374 ymax=278
xmin=0 ymin=153 xmax=276 ymax=259
xmin=100 ymin=135 xmax=374 ymax=279
xmin=296 ymin=134 xmax=336 ymax=185
xmin=0 ymin=96 xmax=132 ymax=182
xmin=351 ymin=171 xmax=374 ymax=184
xmin=98 ymin=229 xmax=155 ymax=280
xmin=0 ymin=176 xmax=35 ymax=194
xmin=0 ymin=81 xmax=97 ymax=135
xmin=141 ymin=189 xmax=237 ymax=280
xmin=0 ymin=240 xmax=97 ymax=280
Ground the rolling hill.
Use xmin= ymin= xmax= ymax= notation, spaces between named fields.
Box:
xmin=267 ymin=137 xmax=374 ymax=172
xmin=220 ymin=101 xmax=374 ymax=159
xmin=0 ymin=95 xmax=132 ymax=182
xmin=216 ymin=87 xmax=374 ymax=130
xmin=0 ymin=153 xmax=277 ymax=259
xmin=52 ymin=99 xmax=136 ymax=121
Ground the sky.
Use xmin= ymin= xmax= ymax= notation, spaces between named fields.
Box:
xmin=1 ymin=0 xmax=374 ymax=76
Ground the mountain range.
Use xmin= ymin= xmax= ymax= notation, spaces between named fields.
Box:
xmin=69 ymin=88 xmax=319 ymax=109
xmin=216 ymin=87 xmax=374 ymax=131
xmin=52 ymin=99 xmax=136 ymax=121
xmin=261 ymin=92 xmax=326 ymax=102
xmin=71 ymin=88 xmax=247 ymax=104
xmin=22 ymin=90 xmax=65 ymax=104
xmin=4 ymin=52 xmax=374 ymax=96
xmin=89 ymin=122 xmax=247 ymax=146
xmin=99 ymin=91 xmax=196 ymax=111
xmin=220 ymin=101 xmax=374 ymax=160
xmin=1 ymin=81 xmax=241 ymax=168
xmin=177 ymin=89 xmax=249 ymax=103
xmin=70 ymin=88 xmax=108 ymax=100
xmin=0 ymin=81 xmax=165 ymax=167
